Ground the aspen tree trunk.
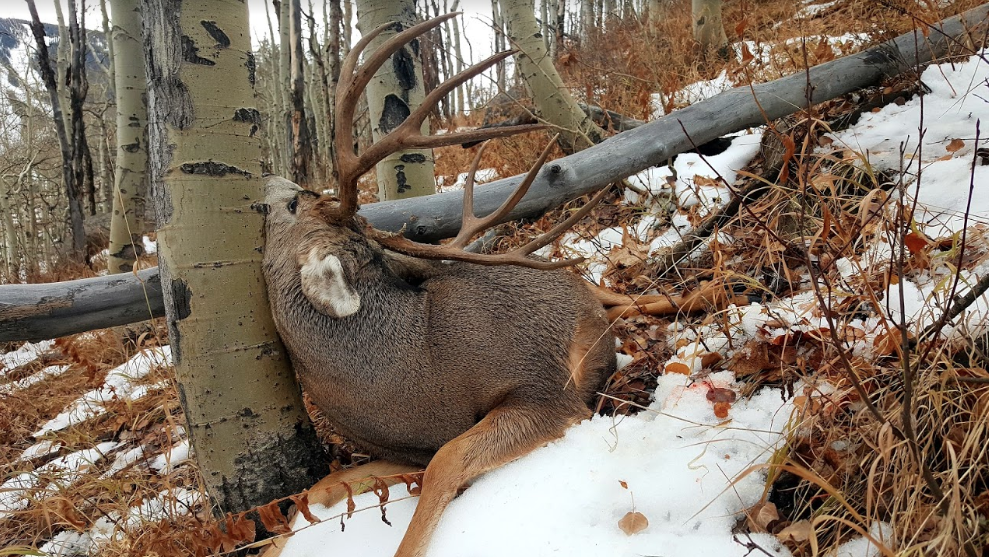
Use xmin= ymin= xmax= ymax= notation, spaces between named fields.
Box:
xmin=692 ymin=0 xmax=728 ymax=54
xmin=492 ymin=0 xmax=507 ymax=90
xmin=143 ymin=0 xmax=328 ymax=517
xmin=500 ymin=0 xmax=605 ymax=153
xmin=107 ymin=0 xmax=148 ymax=274
xmin=342 ymin=0 xmax=353 ymax=57
xmin=25 ymin=1 xmax=86 ymax=257
xmin=326 ymin=0 xmax=344 ymax=179
xmin=0 ymin=178 xmax=17 ymax=280
xmin=450 ymin=7 xmax=465 ymax=114
xmin=581 ymin=0 xmax=594 ymax=44
xmin=647 ymin=0 xmax=663 ymax=33
xmin=355 ymin=0 xmax=436 ymax=200
xmin=263 ymin=2 xmax=284 ymax=175
xmin=288 ymin=0 xmax=312 ymax=185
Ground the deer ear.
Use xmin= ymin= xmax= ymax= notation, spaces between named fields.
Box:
xmin=298 ymin=249 xmax=361 ymax=318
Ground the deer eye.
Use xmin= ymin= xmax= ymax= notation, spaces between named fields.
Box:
xmin=287 ymin=196 xmax=299 ymax=214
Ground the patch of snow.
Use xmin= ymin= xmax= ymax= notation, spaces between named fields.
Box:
xmin=437 ymin=167 xmax=498 ymax=193
xmin=275 ymin=371 xmax=796 ymax=557
xmin=796 ymin=0 xmax=838 ymax=19
xmin=40 ymin=487 xmax=205 ymax=556
xmin=149 ymin=439 xmax=191 ymax=474
xmin=832 ymin=522 xmax=894 ymax=557
xmin=0 ymin=442 xmax=119 ymax=519
xmin=34 ymin=347 xmax=172 ymax=436
xmin=826 ymin=50 xmax=989 ymax=236
xmin=0 ymin=340 xmax=54 ymax=374
xmin=143 ymin=235 xmax=157 ymax=254
xmin=0 ymin=364 xmax=71 ymax=395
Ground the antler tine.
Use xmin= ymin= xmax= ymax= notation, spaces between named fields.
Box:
xmin=410 ymin=50 xmax=515 ymax=126
xmin=371 ymin=140 xmax=611 ymax=270
xmin=355 ymin=48 xmax=550 ymax=179
xmin=450 ymin=141 xmax=492 ymax=248
xmin=333 ymin=14 xmax=462 ymax=217
xmin=448 ymin=135 xmax=558 ymax=249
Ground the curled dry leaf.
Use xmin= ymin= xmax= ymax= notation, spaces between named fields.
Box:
xmin=618 ymin=511 xmax=649 ymax=535
xmin=778 ymin=519 xmax=813 ymax=543
xmin=701 ymin=352 xmax=723 ymax=369
xmin=665 ymin=362 xmax=691 ymax=375
xmin=746 ymin=501 xmax=780 ymax=531
xmin=220 ymin=513 xmax=256 ymax=553
xmin=290 ymin=492 xmax=321 ymax=525
xmin=713 ymin=401 xmax=731 ymax=419
xmin=706 ymin=387 xmax=737 ymax=404
xmin=946 ymin=138 xmax=965 ymax=153
xmin=258 ymin=501 xmax=292 ymax=535
xmin=904 ymin=231 xmax=930 ymax=255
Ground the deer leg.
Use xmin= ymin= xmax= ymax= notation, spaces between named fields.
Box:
xmin=393 ymin=399 xmax=583 ymax=557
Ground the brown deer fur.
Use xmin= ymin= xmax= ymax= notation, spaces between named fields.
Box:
xmin=261 ymin=176 xmax=616 ymax=556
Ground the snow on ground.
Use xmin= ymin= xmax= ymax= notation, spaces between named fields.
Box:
xmin=0 ymin=339 xmax=54 ymax=374
xmin=33 ymin=346 xmax=172 ymax=436
xmin=0 ymin=442 xmax=120 ymax=520
xmin=39 ymin=487 xmax=205 ymax=557
xmin=0 ymin=364 xmax=70 ymax=395
xmin=826 ymin=49 xmax=989 ymax=236
xmin=276 ymin=371 xmax=797 ymax=557
xmin=560 ymin=131 xmax=763 ymax=285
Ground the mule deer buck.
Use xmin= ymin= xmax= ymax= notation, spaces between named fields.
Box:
xmin=261 ymin=14 xmax=616 ymax=557
xmin=260 ymin=14 xmax=749 ymax=556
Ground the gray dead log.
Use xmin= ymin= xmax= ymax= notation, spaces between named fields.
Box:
xmin=0 ymin=268 xmax=163 ymax=342
xmin=0 ymin=2 xmax=985 ymax=343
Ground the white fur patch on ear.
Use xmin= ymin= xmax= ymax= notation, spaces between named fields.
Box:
xmin=300 ymin=251 xmax=361 ymax=318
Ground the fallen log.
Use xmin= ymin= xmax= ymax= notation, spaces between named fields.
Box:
xmin=0 ymin=268 xmax=163 ymax=342
xmin=1 ymin=3 xmax=985 ymax=343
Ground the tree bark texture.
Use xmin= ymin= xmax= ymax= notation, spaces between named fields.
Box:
xmin=25 ymin=0 xmax=86 ymax=257
xmin=500 ymin=0 xmax=605 ymax=154
xmin=3 ymin=2 xmax=987 ymax=341
xmin=107 ymin=0 xmax=149 ymax=274
xmin=692 ymin=0 xmax=728 ymax=53
xmin=289 ymin=0 xmax=313 ymax=185
xmin=356 ymin=0 xmax=437 ymax=200
xmin=142 ymin=0 xmax=328 ymax=518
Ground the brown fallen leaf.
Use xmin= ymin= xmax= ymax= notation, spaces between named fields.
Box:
xmin=778 ymin=519 xmax=813 ymax=543
xmin=665 ymin=362 xmax=691 ymax=375
xmin=618 ymin=511 xmax=649 ymax=535
xmin=946 ymin=138 xmax=965 ymax=153
xmin=746 ymin=501 xmax=780 ymax=532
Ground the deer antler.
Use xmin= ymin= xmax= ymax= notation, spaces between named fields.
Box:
xmin=370 ymin=138 xmax=608 ymax=269
xmin=332 ymin=14 xmax=547 ymax=219
xmin=334 ymin=14 xmax=606 ymax=269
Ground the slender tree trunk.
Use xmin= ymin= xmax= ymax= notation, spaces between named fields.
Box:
xmin=288 ymin=0 xmax=312 ymax=185
xmin=25 ymin=0 xmax=86 ymax=258
xmin=355 ymin=0 xmax=436 ymax=200
xmin=326 ymin=0 xmax=343 ymax=181
xmin=107 ymin=0 xmax=149 ymax=274
xmin=142 ymin=0 xmax=328 ymax=519
xmin=0 ymin=177 xmax=18 ymax=280
xmin=692 ymin=0 xmax=728 ymax=54
xmin=500 ymin=0 xmax=605 ymax=153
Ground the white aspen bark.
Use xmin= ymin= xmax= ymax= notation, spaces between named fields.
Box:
xmin=143 ymin=0 xmax=327 ymax=517
xmin=501 ymin=0 xmax=605 ymax=153
xmin=355 ymin=0 xmax=437 ymax=200
xmin=692 ymin=0 xmax=728 ymax=53
xmin=107 ymin=0 xmax=148 ymax=274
